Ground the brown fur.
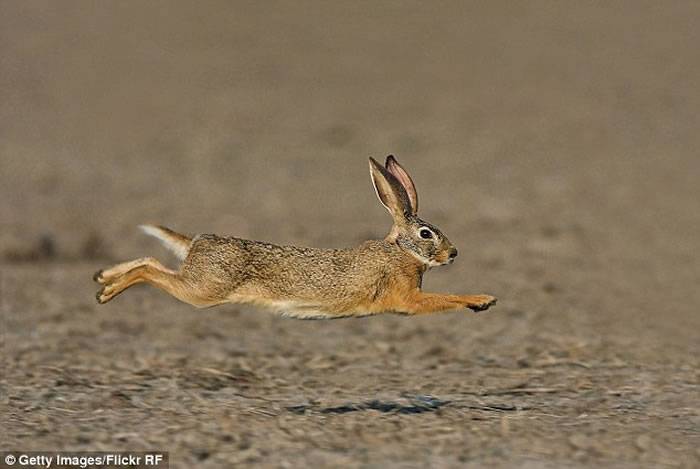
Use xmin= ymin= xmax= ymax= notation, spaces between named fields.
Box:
xmin=95 ymin=156 xmax=496 ymax=318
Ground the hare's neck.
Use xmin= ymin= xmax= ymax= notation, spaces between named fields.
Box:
xmin=386 ymin=225 xmax=402 ymax=242
xmin=379 ymin=237 xmax=428 ymax=274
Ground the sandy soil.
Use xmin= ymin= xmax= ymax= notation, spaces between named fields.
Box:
xmin=2 ymin=2 xmax=699 ymax=467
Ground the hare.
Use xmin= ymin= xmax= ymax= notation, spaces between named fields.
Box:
xmin=94 ymin=156 xmax=496 ymax=318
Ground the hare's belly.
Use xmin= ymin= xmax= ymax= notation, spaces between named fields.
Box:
xmin=225 ymin=292 xmax=378 ymax=319
xmin=225 ymin=293 xmax=335 ymax=319
xmin=266 ymin=299 xmax=333 ymax=319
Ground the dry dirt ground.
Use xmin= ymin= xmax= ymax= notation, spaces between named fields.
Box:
xmin=2 ymin=2 xmax=699 ymax=468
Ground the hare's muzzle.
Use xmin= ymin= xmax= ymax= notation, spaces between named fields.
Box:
xmin=448 ymin=247 xmax=458 ymax=262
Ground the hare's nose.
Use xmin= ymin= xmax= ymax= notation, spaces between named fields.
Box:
xmin=448 ymin=248 xmax=458 ymax=259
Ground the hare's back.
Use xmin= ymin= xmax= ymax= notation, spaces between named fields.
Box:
xmin=183 ymin=235 xmax=388 ymax=298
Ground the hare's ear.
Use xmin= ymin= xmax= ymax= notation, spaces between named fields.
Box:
xmin=385 ymin=155 xmax=418 ymax=215
xmin=369 ymin=157 xmax=412 ymax=221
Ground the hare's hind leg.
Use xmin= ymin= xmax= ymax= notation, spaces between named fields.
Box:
xmin=94 ymin=257 xmax=163 ymax=284
xmin=95 ymin=258 xmax=222 ymax=307
xmin=96 ymin=257 xmax=175 ymax=304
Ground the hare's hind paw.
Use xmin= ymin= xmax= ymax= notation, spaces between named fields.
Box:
xmin=96 ymin=283 xmax=120 ymax=304
xmin=96 ymin=287 xmax=108 ymax=304
xmin=93 ymin=269 xmax=105 ymax=284
xmin=467 ymin=295 xmax=497 ymax=312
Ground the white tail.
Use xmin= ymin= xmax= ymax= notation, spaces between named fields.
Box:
xmin=139 ymin=225 xmax=192 ymax=260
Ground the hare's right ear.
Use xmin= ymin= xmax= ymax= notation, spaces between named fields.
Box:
xmin=369 ymin=157 xmax=412 ymax=222
xmin=385 ymin=155 xmax=418 ymax=215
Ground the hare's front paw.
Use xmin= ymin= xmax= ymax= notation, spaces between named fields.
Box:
xmin=467 ymin=295 xmax=497 ymax=312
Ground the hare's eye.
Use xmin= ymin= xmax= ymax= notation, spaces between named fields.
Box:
xmin=419 ymin=228 xmax=434 ymax=239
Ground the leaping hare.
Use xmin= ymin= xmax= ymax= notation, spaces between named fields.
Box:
xmin=94 ymin=156 xmax=496 ymax=318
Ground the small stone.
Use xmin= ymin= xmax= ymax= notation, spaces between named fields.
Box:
xmin=636 ymin=434 xmax=652 ymax=451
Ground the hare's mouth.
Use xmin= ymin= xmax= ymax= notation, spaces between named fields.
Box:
xmin=436 ymin=253 xmax=456 ymax=266
xmin=428 ymin=258 xmax=452 ymax=268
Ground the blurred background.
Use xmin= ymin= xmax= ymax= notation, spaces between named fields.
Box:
xmin=3 ymin=1 xmax=699 ymax=467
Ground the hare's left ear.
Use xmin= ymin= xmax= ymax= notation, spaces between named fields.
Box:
xmin=385 ymin=155 xmax=418 ymax=215
xmin=369 ymin=157 xmax=412 ymax=222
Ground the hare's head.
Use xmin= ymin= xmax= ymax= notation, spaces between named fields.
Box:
xmin=369 ymin=156 xmax=458 ymax=267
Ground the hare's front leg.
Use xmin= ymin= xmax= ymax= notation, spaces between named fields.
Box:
xmin=402 ymin=291 xmax=496 ymax=314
